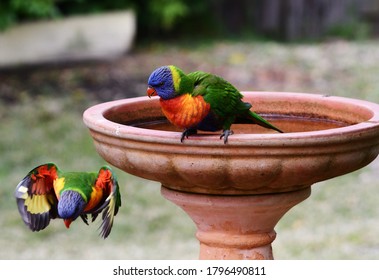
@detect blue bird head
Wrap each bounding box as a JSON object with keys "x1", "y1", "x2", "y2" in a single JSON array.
[
  {"x1": 147, "y1": 65, "x2": 177, "y2": 100},
  {"x1": 58, "y1": 190, "x2": 86, "y2": 228}
]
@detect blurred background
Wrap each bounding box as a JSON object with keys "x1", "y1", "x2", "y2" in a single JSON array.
[{"x1": 1, "y1": 0, "x2": 379, "y2": 259}]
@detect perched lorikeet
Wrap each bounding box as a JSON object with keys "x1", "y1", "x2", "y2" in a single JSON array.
[
  {"x1": 147, "y1": 65, "x2": 283, "y2": 143},
  {"x1": 14, "y1": 163, "x2": 121, "y2": 238}
]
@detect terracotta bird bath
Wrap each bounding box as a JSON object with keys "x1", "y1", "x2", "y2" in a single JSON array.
[{"x1": 83, "y1": 91, "x2": 379, "y2": 259}]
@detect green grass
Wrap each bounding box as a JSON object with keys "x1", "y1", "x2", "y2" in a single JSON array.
[{"x1": 2, "y1": 40, "x2": 379, "y2": 259}]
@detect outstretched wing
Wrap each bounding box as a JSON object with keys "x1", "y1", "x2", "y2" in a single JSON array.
[
  {"x1": 14, "y1": 163, "x2": 59, "y2": 232},
  {"x1": 91, "y1": 166, "x2": 121, "y2": 238}
]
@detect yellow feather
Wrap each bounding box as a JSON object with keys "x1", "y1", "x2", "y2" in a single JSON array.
[
  {"x1": 53, "y1": 177, "x2": 65, "y2": 198},
  {"x1": 169, "y1": 65, "x2": 181, "y2": 92},
  {"x1": 107, "y1": 196, "x2": 115, "y2": 223},
  {"x1": 24, "y1": 195, "x2": 51, "y2": 214}
]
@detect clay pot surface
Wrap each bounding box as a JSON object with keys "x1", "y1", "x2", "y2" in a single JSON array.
[{"x1": 161, "y1": 186, "x2": 311, "y2": 259}]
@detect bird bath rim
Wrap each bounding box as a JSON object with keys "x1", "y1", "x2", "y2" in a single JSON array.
[
  {"x1": 83, "y1": 91, "x2": 379, "y2": 195},
  {"x1": 84, "y1": 91, "x2": 379, "y2": 145}
]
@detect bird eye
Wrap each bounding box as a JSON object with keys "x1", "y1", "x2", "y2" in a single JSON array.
[{"x1": 159, "y1": 82, "x2": 164, "y2": 86}]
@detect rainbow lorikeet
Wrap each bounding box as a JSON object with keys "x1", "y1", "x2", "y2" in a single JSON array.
[
  {"x1": 147, "y1": 65, "x2": 283, "y2": 143},
  {"x1": 14, "y1": 163, "x2": 121, "y2": 238}
]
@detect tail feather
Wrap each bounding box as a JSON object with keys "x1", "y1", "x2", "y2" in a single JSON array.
[{"x1": 247, "y1": 111, "x2": 283, "y2": 133}]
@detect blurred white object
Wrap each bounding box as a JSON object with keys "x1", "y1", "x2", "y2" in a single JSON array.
[{"x1": 0, "y1": 10, "x2": 136, "y2": 67}]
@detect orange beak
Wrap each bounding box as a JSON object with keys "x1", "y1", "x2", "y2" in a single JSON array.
[
  {"x1": 147, "y1": 86, "x2": 157, "y2": 98},
  {"x1": 64, "y1": 219, "x2": 73, "y2": 229}
]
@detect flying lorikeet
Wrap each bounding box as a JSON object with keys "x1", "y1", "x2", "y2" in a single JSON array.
[
  {"x1": 14, "y1": 163, "x2": 121, "y2": 238},
  {"x1": 147, "y1": 65, "x2": 283, "y2": 143}
]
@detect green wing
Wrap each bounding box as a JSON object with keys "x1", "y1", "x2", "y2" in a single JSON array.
[
  {"x1": 188, "y1": 71, "x2": 283, "y2": 133},
  {"x1": 188, "y1": 71, "x2": 249, "y2": 126}
]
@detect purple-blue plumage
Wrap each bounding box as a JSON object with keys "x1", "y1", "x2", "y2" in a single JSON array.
[
  {"x1": 147, "y1": 66, "x2": 176, "y2": 100},
  {"x1": 57, "y1": 190, "x2": 86, "y2": 221}
]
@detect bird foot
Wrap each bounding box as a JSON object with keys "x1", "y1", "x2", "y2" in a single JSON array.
[
  {"x1": 220, "y1": 130, "x2": 233, "y2": 144},
  {"x1": 181, "y1": 128, "x2": 197, "y2": 143},
  {"x1": 80, "y1": 214, "x2": 89, "y2": 225}
]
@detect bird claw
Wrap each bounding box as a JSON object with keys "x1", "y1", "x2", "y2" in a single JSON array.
[
  {"x1": 180, "y1": 128, "x2": 197, "y2": 143},
  {"x1": 80, "y1": 214, "x2": 89, "y2": 226},
  {"x1": 220, "y1": 130, "x2": 233, "y2": 144}
]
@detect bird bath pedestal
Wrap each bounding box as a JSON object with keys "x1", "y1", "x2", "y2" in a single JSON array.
[{"x1": 83, "y1": 92, "x2": 379, "y2": 259}]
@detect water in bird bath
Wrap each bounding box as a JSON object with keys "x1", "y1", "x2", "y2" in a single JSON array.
[
  {"x1": 101, "y1": 92, "x2": 369, "y2": 135},
  {"x1": 129, "y1": 115, "x2": 348, "y2": 134}
]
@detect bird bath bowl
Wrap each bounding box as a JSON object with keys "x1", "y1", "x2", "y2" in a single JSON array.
[{"x1": 83, "y1": 91, "x2": 379, "y2": 259}]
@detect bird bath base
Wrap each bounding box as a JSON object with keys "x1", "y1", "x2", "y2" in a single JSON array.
[
  {"x1": 83, "y1": 91, "x2": 379, "y2": 259},
  {"x1": 162, "y1": 186, "x2": 311, "y2": 260}
]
